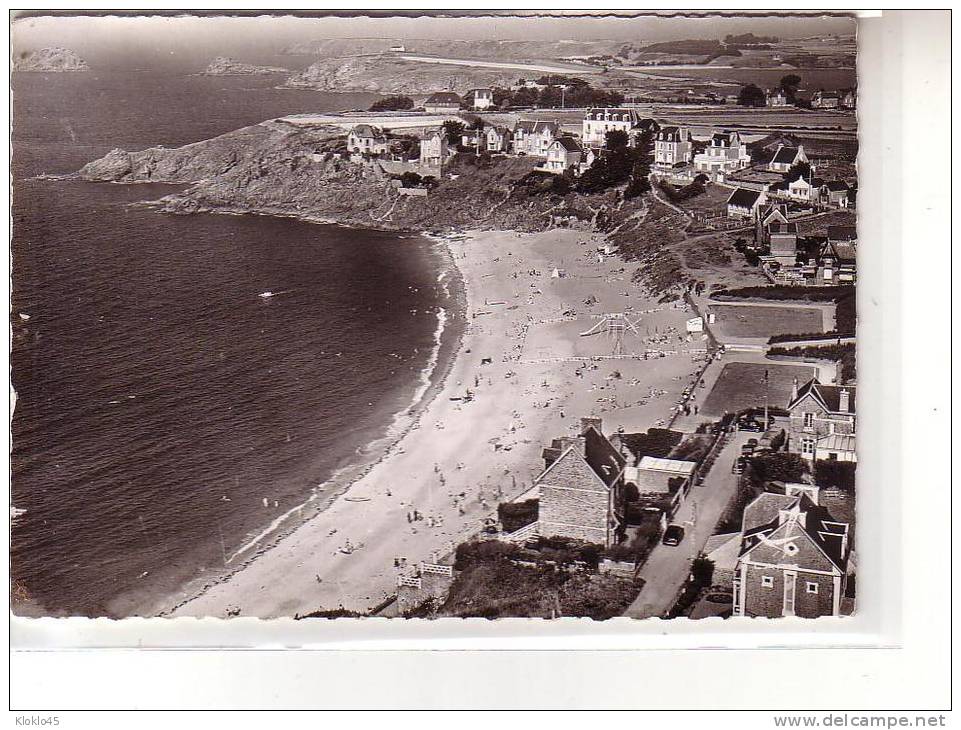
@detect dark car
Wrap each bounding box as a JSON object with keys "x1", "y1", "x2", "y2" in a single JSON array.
[
  {"x1": 732, "y1": 456, "x2": 747, "y2": 474},
  {"x1": 740, "y1": 443, "x2": 755, "y2": 456},
  {"x1": 662, "y1": 524, "x2": 685, "y2": 546},
  {"x1": 746, "y1": 438, "x2": 759, "y2": 448}
]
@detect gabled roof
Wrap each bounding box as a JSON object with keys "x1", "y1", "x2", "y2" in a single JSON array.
[
  {"x1": 515, "y1": 120, "x2": 559, "y2": 135},
  {"x1": 350, "y1": 124, "x2": 385, "y2": 139},
  {"x1": 771, "y1": 146, "x2": 801, "y2": 165},
  {"x1": 761, "y1": 203, "x2": 790, "y2": 225},
  {"x1": 727, "y1": 187, "x2": 764, "y2": 208},
  {"x1": 820, "y1": 240, "x2": 857, "y2": 264},
  {"x1": 425, "y1": 91, "x2": 461, "y2": 104},
  {"x1": 738, "y1": 494, "x2": 849, "y2": 573},
  {"x1": 552, "y1": 136, "x2": 582, "y2": 153},
  {"x1": 824, "y1": 180, "x2": 850, "y2": 192},
  {"x1": 789, "y1": 378, "x2": 856, "y2": 415},
  {"x1": 657, "y1": 126, "x2": 688, "y2": 142},
  {"x1": 536, "y1": 422, "x2": 625, "y2": 491}
]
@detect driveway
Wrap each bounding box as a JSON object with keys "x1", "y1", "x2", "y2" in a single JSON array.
[{"x1": 624, "y1": 431, "x2": 754, "y2": 619}]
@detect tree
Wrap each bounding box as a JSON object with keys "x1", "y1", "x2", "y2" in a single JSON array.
[
  {"x1": 605, "y1": 129, "x2": 630, "y2": 150},
  {"x1": 737, "y1": 83, "x2": 766, "y2": 108},
  {"x1": 786, "y1": 160, "x2": 811, "y2": 182},
  {"x1": 779, "y1": 74, "x2": 802, "y2": 102},
  {"x1": 442, "y1": 119, "x2": 465, "y2": 144}
]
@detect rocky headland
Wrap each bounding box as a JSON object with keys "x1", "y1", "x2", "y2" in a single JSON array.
[
  {"x1": 200, "y1": 57, "x2": 288, "y2": 76},
  {"x1": 13, "y1": 47, "x2": 89, "y2": 72}
]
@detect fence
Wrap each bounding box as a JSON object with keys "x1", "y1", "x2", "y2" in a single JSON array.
[{"x1": 420, "y1": 562, "x2": 454, "y2": 577}]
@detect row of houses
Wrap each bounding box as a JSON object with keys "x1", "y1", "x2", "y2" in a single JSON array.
[{"x1": 766, "y1": 87, "x2": 857, "y2": 110}]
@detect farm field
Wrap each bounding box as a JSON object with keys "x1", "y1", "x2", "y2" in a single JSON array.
[
  {"x1": 709, "y1": 303, "x2": 825, "y2": 338},
  {"x1": 700, "y1": 361, "x2": 816, "y2": 417}
]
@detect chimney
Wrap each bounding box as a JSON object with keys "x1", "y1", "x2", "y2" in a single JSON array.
[
  {"x1": 580, "y1": 417, "x2": 603, "y2": 435},
  {"x1": 791, "y1": 378, "x2": 799, "y2": 402},
  {"x1": 839, "y1": 388, "x2": 850, "y2": 413},
  {"x1": 558, "y1": 436, "x2": 586, "y2": 457}
]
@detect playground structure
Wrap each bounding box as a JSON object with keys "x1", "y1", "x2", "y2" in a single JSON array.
[{"x1": 580, "y1": 312, "x2": 643, "y2": 356}]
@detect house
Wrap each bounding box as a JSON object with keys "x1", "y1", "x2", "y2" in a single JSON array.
[
  {"x1": 732, "y1": 485, "x2": 850, "y2": 617},
  {"x1": 821, "y1": 180, "x2": 850, "y2": 208},
  {"x1": 545, "y1": 136, "x2": 583, "y2": 173},
  {"x1": 840, "y1": 88, "x2": 857, "y2": 109},
  {"x1": 726, "y1": 187, "x2": 768, "y2": 221},
  {"x1": 511, "y1": 78, "x2": 547, "y2": 92},
  {"x1": 653, "y1": 126, "x2": 692, "y2": 168},
  {"x1": 623, "y1": 456, "x2": 698, "y2": 518},
  {"x1": 768, "y1": 144, "x2": 808, "y2": 173},
  {"x1": 766, "y1": 88, "x2": 790, "y2": 107},
  {"x1": 693, "y1": 131, "x2": 752, "y2": 179},
  {"x1": 512, "y1": 120, "x2": 559, "y2": 157},
  {"x1": 346, "y1": 124, "x2": 390, "y2": 156},
  {"x1": 419, "y1": 129, "x2": 450, "y2": 167},
  {"x1": 827, "y1": 225, "x2": 857, "y2": 246},
  {"x1": 467, "y1": 88, "x2": 493, "y2": 111},
  {"x1": 389, "y1": 44, "x2": 406, "y2": 52},
  {"x1": 787, "y1": 378, "x2": 856, "y2": 459},
  {"x1": 818, "y1": 239, "x2": 857, "y2": 284},
  {"x1": 581, "y1": 108, "x2": 658, "y2": 147},
  {"x1": 755, "y1": 202, "x2": 790, "y2": 248},
  {"x1": 484, "y1": 125, "x2": 510, "y2": 153},
  {"x1": 535, "y1": 417, "x2": 627, "y2": 547},
  {"x1": 767, "y1": 221, "x2": 799, "y2": 265},
  {"x1": 786, "y1": 173, "x2": 826, "y2": 204},
  {"x1": 812, "y1": 90, "x2": 841, "y2": 109},
  {"x1": 423, "y1": 91, "x2": 462, "y2": 114},
  {"x1": 460, "y1": 129, "x2": 481, "y2": 148}
]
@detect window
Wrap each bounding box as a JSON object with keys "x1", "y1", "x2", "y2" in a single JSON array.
[
  {"x1": 761, "y1": 575, "x2": 774, "y2": 588},
  {"x1": 803, "y1": 412, "x2": 815, "y2": 428},
  {"x1": 801, "y1": 438, "x2": 816, "y2": 455},
  {"x1": 806, "y1": 582, "x2": 819, "y2": 594}
]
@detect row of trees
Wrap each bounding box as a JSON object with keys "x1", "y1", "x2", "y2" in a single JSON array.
[{"x1": 576, "y1": 128, "x2": 653, "y2": 198}]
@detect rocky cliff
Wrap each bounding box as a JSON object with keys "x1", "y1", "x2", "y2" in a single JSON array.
[
  {"x1": 201, "y1": 57, "x2": 288, "y2": 75},
  {"x1": 13, "y1": 47, "x2": 89, "y2": 72}
]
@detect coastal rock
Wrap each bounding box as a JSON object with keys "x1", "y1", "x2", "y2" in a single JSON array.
[
  {"x1": 13, "y1": 47, "x2": 89, "y2": 72},
  {"x1": 79, "y1": 148, "x2": 133, "y2": 180},
  {"x1": 283, "y1": 55, "x2": 517, "y2": 95},
  {"x1": 201, "y1": 57, "x2": 288, "y2": 76}
]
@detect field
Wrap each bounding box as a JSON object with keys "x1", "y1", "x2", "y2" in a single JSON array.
[
  {"x1": 709, "y1": 303, "x2": 824, "y2": 338},
  {"x1": 701, "y1": 361, "x2": 816, "y2": 417}
]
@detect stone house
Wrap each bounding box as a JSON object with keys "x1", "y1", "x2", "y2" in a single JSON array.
[
  {"x1": 423, "y1": 91, "x2": 462, "y2": 114},
  {"x1": 535, "y1": 417, "x2": 626, "y2": 547},
  {"x1": 727, "y1": 187, "x2": 768, "y2": 220},
  {"x1": 512, "y1": 120, "x2": 559, "y2": 157},
  {"x1": 544, "y1": 136, "x2": 583, "y2": 173},
  {"x1": 346, "y1": 124, "x2": 390, "y2": 156},
  {"x1": 787, "y1": 378, "x2": 857, "y2": 459},
  {"x1": 693, "y1": 131, "x2": 752, "y2": 179},
  {"x1": 733, "y1": 485, "x2": 850, "y2": 618},
  {"x1": 484, "y1": 125, "x2": 510, "y2": 153},
  {"x1": 653, "y1": 126, "x2": 692, "y2": 168},
  {"x1": 766, "y1": 221, "x2": 799, "y2": 265}
]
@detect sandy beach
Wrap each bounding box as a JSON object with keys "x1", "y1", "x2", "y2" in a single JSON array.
[{"x1": 164, "y1": 227, "x2": 710, "y2": 618}]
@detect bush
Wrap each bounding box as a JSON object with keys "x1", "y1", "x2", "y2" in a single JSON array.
[
  {"x1": 620, "y1": 428, "x2": 683, "y2": 460},
  {"x1": 768, "y1": 342, "x2": 856, "y2": 384},
  {"x1": 498, "y1": 499, "x2": 539, "y2": 533},
  {"x1": 749, "y1": 452, "x2": 809, "y2": 487},
  {"x1": 814, "y1": 459, "x2": 856, "y2": 491},
  {"x1": 369, "y1": 95, "x2": 414, "y2": 112}
]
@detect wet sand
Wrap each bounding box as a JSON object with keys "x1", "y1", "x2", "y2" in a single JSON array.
[{"x1": 166, "y1": 228, "x2": 709, "y2": 618}]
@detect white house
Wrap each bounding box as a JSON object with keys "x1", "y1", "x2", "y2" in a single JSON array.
[
  {"x1": 513, "y1": 120, "x2": 559, "y2": 157},
  {"x1": 653, "y1": 126, "x2": 692, "y2": 168},
  {"x1": 545, "y1": 137, "x2": 583, "y2": 173},
  {"x1": 767, "y1": 88, "x2": 790, "y2": 107},
  {"x1": 693, "y1": 131, "x2": 751, "y2": 178},
  {"x1": 468, "y1": 88, "x2": 494, "y2": 111},
  {"x1": 581, "y1": 108, "x2": 658, "y2": 147},
  {"x1": 787, "y1": 175, "x2": 820, "y2": 203},
  {"x1": 346, "y1": 124, "x2": 390, "y2": 156},
  {"x1": 727, "y1": 188, "x2": 768, "y2": 220},
  {"x1": 419, "y1": 129, "x2": 450, "y2": 167},
  {"x1": 768, "y1": 144, "x2": 808, "y2": 174},
  {"x1": 484, "y1": 125, "x2": 510, "y2": 153}
]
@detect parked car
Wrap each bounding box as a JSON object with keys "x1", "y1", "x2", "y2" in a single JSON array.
[
  {"x1": 740, "y1": 443, "x2": 755, "y2": 456},
  {"x1": 662, "y1": 524, "x2": 685, "y2": 546},
  {"x1": 732, "y1": 456, "x2": 747, "y2": 474},
  {"x1": 746, "y1": 438, "x2": 759, "y2": 448}
]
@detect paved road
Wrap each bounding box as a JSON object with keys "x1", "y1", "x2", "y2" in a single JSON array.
[{"x1": 624, "y1": 431, "x2": 753, "y2": 619}]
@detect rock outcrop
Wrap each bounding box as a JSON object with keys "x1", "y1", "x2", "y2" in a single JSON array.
[
  {"x1": 200, "y1": 57, "x2": 288, "y2": 76},
  {"x1": 13, "y1": 47, "x2": 89, "y2": 72}
]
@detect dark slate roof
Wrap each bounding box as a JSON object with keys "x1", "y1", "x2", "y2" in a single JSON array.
[
  {"x1": 769, "y1": 222, "x2": 798, "y2": 234},
  {"x1": 825, "y1": 180, "x2": 850, "y2": 192},
  {"x1": 657, "y1": 126, "x2": 687, "y2": 142},
  {"x1": 350, "y1": 124, "x2": 384, "y2": 139},
  {"x1": 789, "y1": 378, "x2": 856, "y2": 415},
  {"x1": 828, "y1": 225, "x2": 857, "y2": 240},
  {"x1": 515, "y1": 120, "x2": 559, "y2": 134},
  {"x1": 425, "y1": 92, "x2": 462, "y2": 104},
  {"x1": 821, "y1": 240, "x2": 857, "y2": 264},
  {"x1": 727, "y1": 187, "x2": 764, "y2": 208},
  {"x1": 771, "y1": 146, "x2": 800, "y2": 164},
  {"x1": 553, "y1": 136, "x2": 582, "y2": 153}
]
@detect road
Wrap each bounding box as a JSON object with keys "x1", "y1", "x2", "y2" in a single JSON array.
[{"x1": 624, "y1": 431, "x2": 753, "y2": 618}]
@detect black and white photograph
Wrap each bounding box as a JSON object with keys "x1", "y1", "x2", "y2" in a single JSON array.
[{"x1": 6, "y1": 7, "x2": 952, "y2": 715}]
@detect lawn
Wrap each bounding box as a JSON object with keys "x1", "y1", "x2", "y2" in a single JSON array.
[
  {"x1": 701, "y1": 361, "x2": 816, "y2": 417},
  {"x1": 709, "y1": 303, "x2": 824, "y2": 338}
]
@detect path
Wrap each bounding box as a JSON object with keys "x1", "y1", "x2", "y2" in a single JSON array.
[{"x1": 624, "y1": 431, "x2": 752, "y2": 619}]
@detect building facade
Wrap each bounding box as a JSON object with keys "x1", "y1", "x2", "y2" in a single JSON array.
[
  {"x1": 653, "y1": 126, "x2": 692, "y2": 167},
  {"x1": 545, "y1": 137, "x2": 583, "y2": 172},
  {"x1": 787, "y1": 378, "x2": 857, "y2": 459},
  {"x1": 419, "y1": 129, "x2": 450, "y2": 167},
  {"x1": 346, "y1": 124, "x2": 390, "y2": 156},
  {"x1": 513, "y1": 120, "x2": 559, "y2": 157},
  {"x1": 693, "y1": 131, "x2": 752, "y2": 178},
  {"x1": 423, "y1": 91, "x2": 462, "y2": 114},
  {"x1": 581, "y1": 108, "x2": 657, "y2": 147}
]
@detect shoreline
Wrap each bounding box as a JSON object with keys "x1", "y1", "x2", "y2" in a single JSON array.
[{"x1": 139, "y1": 228, "x2": 468, "y2": 618}]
